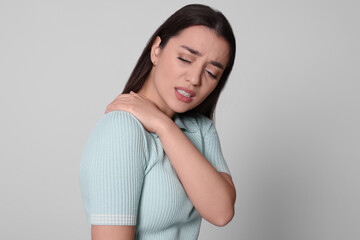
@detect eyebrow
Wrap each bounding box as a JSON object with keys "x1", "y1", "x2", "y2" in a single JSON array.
[
  {"x1": 181, "y1": 45, "x2": 202, "y2": 56},
  {"x1": 180, "y1": 45, "x2": 225, "y2": 70}
]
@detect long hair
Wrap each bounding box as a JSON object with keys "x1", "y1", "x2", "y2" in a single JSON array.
[{"x1": 122, "y1": 4, "x2": 236, "y2": 120}]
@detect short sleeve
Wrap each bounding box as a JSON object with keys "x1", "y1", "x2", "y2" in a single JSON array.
[
  {"x1": 203, "y1": 122, "x2": 231, "y2": 176},
  {"x1": 79, "y1": 111, "x2": 147, "y2": 226}
]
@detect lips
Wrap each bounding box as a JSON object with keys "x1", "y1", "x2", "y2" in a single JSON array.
[
  {"x1": 174, "y1": 87, "x2": 195, "y2": 103},
  {"x1": 175, "y1": 87, "x2": 196, "y2": 97}
]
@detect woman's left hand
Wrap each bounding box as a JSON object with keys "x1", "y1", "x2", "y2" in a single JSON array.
[{"x1": 104, "y1": 92, "x2": 170, "y2": 134}]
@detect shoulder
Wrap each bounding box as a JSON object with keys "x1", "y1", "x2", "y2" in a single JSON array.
[
  {"x1": 94, "y1": 110, "x2": 145, "y2": 134},
  {"x1": 86, "y1": 111, "x2": 147, "y2": 146},
  {"x1": 82, "y1": 111, "x2": 148, "y2": 162}
]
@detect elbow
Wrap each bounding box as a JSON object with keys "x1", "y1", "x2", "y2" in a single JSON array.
[
  {"x1": 213, "y1": 189, "x2": 236, "y2": 227},
  {"x1": 210, "y1": 206, "x2": 235, "y2": 227}
]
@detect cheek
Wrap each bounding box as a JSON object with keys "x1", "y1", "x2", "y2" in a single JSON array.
[
  {"x1": 198, "y1": 82, "x2": 218, "y2": 103},
  {"x1": 156, "y1": 56, "x2": 178, "y2": 83},
  {"x1": 206, "y1": 81, "x2": 219, "y2": 95}
]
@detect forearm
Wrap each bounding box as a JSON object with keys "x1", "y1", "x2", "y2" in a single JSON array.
[
  {"x1": 157, "y1": 118, "x2": 236, "y2": 226},
  {"x1": 91, "y1": 225, "x2": 134, "y2": 240}
]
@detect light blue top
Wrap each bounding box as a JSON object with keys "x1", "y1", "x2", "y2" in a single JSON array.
[{"x1": 80, "y1": 111, "x2": 231, "y2": 240}]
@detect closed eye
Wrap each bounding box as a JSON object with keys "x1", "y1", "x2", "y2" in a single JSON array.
[
  {"x1": 177, "y1": 57, "x2": 191, "y2": 63},
  {"x1": 206, "y1": 70, "x2": 217, "y2": 80}
]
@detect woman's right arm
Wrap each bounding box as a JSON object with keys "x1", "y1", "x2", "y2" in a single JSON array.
[{"x1": 91, "y1": 225, "x2": 134, "y2": 240}]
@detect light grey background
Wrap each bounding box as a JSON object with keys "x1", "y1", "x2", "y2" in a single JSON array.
[{"x1": 0, "y1": 0, "x2": 359, "y2": 239}]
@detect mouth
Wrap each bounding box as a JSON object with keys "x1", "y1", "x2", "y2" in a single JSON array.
[
  {"x1": 175, "y1": 87, "x2": 196, "y2": 97},
  {"x1": 174, "y1": 87, "x2": 195, "y2": 103}
]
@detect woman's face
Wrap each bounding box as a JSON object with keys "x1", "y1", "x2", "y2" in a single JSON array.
[{"x1": 140, "y1": 25, "x2": 230, "y2": 117}]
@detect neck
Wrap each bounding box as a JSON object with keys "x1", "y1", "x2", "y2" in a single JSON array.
[{"x1": 137, "y1": 71, "x2": 175, "y2": 118}]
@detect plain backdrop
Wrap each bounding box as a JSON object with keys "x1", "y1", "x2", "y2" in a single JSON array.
[{"x1": 0, "y1": 0, "x2": 359, "y2": 239}]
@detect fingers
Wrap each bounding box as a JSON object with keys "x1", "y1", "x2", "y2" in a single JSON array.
[
  {"x1": 104, "y1": 92, "x2": 151, "y2": 115},
  {"x1": 104, "y1": 94, "x2": 134, "y2": 114}
]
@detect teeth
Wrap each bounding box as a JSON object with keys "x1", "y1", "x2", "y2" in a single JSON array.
[{"x1": 177, "y1": 89, "x2": 191, "y2": 97}]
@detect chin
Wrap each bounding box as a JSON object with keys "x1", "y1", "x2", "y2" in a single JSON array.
[
  {"x1": 167, "y1": 97, "x2": 201, "y2": 114},
  {"x1": 169, "y1": 103, "x2": 193, "y2": 114}
]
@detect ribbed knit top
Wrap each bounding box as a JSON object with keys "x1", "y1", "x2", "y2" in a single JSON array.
[{"x1": 79, "y1": 111, "x2": 231, "y2": 240}]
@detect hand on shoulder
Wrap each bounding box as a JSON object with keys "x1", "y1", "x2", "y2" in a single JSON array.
[{"x1": 104, "y1": 92, "x2": 171, "y2": 134}]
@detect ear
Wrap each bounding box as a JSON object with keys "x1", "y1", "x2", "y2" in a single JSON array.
[{"x1": 150, "y1": 36, "x2": 162, "y2": 66}]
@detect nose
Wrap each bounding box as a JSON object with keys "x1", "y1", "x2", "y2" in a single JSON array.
[{"x1": 186, "y1": 67, "x2": 202, "y2": 86}]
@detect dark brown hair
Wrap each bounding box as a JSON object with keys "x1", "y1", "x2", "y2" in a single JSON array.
[{"x1": 122, "y1": 4, "x2": 236, "y2": 120}]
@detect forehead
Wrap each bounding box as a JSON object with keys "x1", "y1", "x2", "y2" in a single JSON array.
[{"x1": 167, "y1": 25, "x2": 230, "y2": 65}]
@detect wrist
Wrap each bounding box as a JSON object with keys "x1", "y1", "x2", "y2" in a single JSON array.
[{"x1": 155, "y1": 115, "x2": 177, "y2": 136}]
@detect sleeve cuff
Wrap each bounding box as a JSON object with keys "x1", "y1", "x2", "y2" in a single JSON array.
[{"x1": 90, "y1": 214, "x2": 137, "y2": 225}]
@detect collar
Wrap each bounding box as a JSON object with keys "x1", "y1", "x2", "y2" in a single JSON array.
[
  {"x1": 173, "y1": 114, "x2": 199, "y2": 133},
  {"x1": 151, "y1": 114, "x2": 199, "y2": 138}
]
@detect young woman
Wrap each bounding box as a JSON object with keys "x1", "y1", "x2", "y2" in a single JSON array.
[{"x1": 80, "y1": 4, "x2": 236, "y2": 240}]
